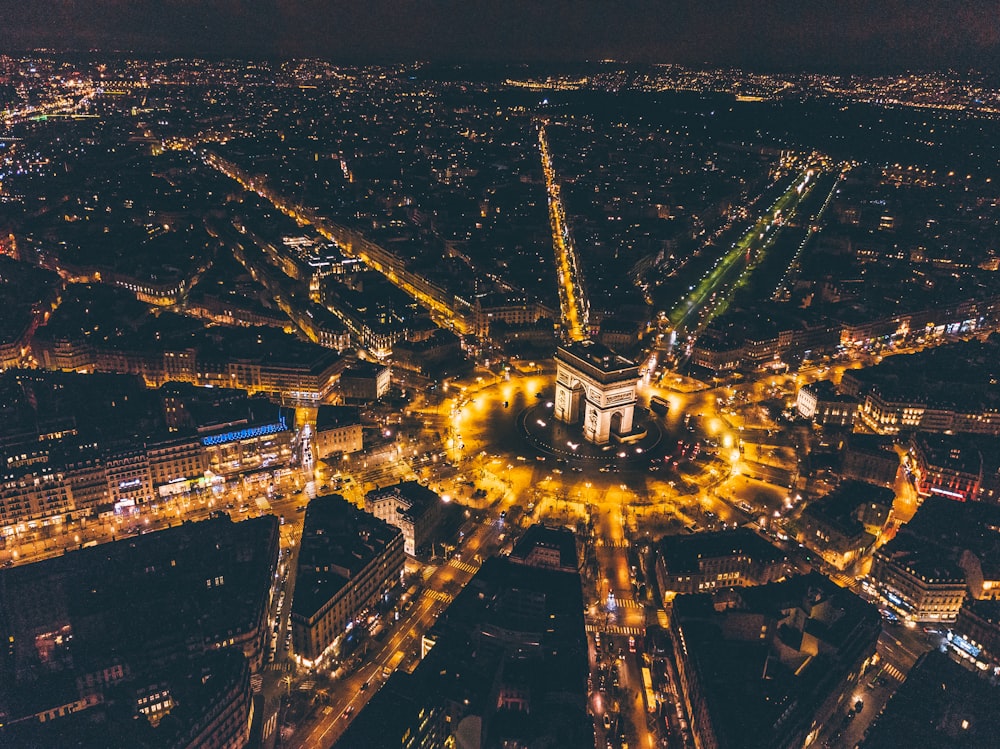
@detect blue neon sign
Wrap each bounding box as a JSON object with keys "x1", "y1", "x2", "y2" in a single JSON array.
[{"x1": 201, "y1": 415, "x2": 288, "y2": 446}]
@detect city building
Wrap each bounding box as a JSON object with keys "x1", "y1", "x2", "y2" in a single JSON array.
[
  {"x1": 553, "y1": 340, "x2": 639, "y2": 445},
  {"x1": 860, "y1": 650, "x2": 1000, "y2": 748},
  {"x1": 871, "y1": 535, "x2": 968, "y2": 622},
  {"x1": 31, "y1": 284, "x2": 346, "y2": 405},
  {"x1": 390, "y1": 329, "x2": 467, "y2": 377},
  {"x1": 0, "y1": 464, "x2": 75, "y2": 528},
  {"x1": 0, "y1": 256, "x2": 63, "y2": 372},
  {"x1": 655, "y1": 527, "x2": 790, "y2": 597},
  {"x1": 949, "y1": 599, "x2": 1000, "y2": 673},
  {"x1": 336, "y1": 528, "x2": 590, "y2": 749},
  {"x1": 691, "y1": 311, "x2": 837, "y2": 375},
  {"x1": 314, "y1": 405, "x2": 364, "y2": 460},
  {"x1": 508, "y1": 522, "x2": 579, "y2": 573},
  {"x1": 147, "y1": 435, "x2": 211, "y2": 499},
  {"x1": 290, "y1": 495, "x2": 404, "y2": 666},
  {"x1": 669, "y1": 572, "x2": 881, "y2": 749},
  {"x1": 795, "y1": 380, "x2": 858, "y2": 427},
  {"x1": 470, "y1": 293, "x2": 556, "y2": 339},
  {"x1": 196, "y1": 397, "x2": 296, "y2": 481},
  {"x1": 840, "y1": 434, "x2": 901, "y2": 488},
  {"x1": 0, "y1": 515, "x2": 277, "y2": 748},
  {"x1": 796, "y1": 481, "x2": 893, "y2": 570},
  {"x1": 338, "y1": 360, "x2": 391, "y2": 403},
  {"x1": 908, "y1": 433, "x2": 983, "y2": 503},
  {"x1": 364, "y1": 480, "x2": 444, "y2": 557},
  {"x1": 871, "y1": 497, "x2": 1000, "y2": 622},
  {"x1": 597, "y1": 315, "x2": 645, "y2": 354},
  {"x1": 842, "y1": 338, "x2": 1000, "y2": 437},
  {"x1": 104, "y1": 448, "x2": 155, "y2": 511}
]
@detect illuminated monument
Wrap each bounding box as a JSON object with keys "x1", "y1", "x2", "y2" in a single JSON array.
[{"x1": 553, "y1": 340, "x2": 639, "y2": 445}]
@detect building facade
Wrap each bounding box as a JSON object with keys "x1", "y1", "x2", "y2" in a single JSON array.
[
  {"x1": 314, "y1": 406, "x2": 364, "y2": 460},
  {"x1": 291, "y1": 495, "x2": 404, "y2": 666},
  {"x1": 364, "y1": 480, "x2": 443, "y2": 557},
  {"x1": 655, "y1": 528, "x2": 789, "y2": 597},
  {"x1": 871, "y1": 538, "x2": 968, "y2": 622}
]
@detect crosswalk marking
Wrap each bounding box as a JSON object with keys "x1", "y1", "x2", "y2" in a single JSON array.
[
  {"x1": 883, "y1": 663, "x2": 906, "y2": 682},
  {"x1": 615, "y1": 598, "x2": 643, "y2": 610},
  {"x1": 264, "y1": 662, "x2": 294, "y2": 672},
  {"x1": 250, "y1": 674, "x2": 264, "y2": 693},
  {"x1": 263, "y1": 711, "x2": 278, "y2": 739},
  {"x1": 424, "y1": 589, "x2": 454, "y2": 603},
  {"x1": 449, "y1": 558, "x2": 480, "y2": 574},
  {"x1": 586, "y1": 624, "x2": 644, "y2": 636},
  {"x1": 595, "y1": 538, "x2": 630, "y2": 548}
]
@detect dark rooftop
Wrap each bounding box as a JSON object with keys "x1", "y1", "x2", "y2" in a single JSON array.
[
  {"x1": 508, "y1": 523, "x2": 579, "y2": 572},
  {"x1": 315, "y1": 405, "x2": 362, "y2": 432},
  {"x1": 292, "y1": 494, "x2": 402, "y2": 619},
  {"x1": 337, "y1": 554, "x2": 589, "y2": 749},
  {"x1": 657, "y1": 527, "x2": 786, "y2": 573},
  {"x1": 672, "y1": 572, "x2": 880, "y2": 749},
  {"x1": 0, "y1": 515, "x2": 277, "y2": 717},
  {"x1": 861, "y1": 650, "x2": 1000, "y2": 749}
]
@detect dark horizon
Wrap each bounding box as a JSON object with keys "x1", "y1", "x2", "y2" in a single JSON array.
[{"x1": 3, "y1": 0, "x2": 999, "y2": 75}]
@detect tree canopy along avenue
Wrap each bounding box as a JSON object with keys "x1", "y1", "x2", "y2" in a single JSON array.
[{"x1": 667, "y1": 167, "x2": 820, "y2": 340}]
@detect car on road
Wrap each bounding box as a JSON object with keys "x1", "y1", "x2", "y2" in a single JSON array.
[
  {"x1": 603, "y1": 713, "x2": 611, "y2": 730},
  {"x1": 341, "y1": 705, "x2": 355, "y2": 719}
]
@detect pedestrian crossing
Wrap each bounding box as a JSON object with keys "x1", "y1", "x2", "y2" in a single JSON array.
[
  {"x1": 264, "y1": 661, "x2": 294, "y2": 673},
  {"x1": 449, "y1": 558, "x2": 480, "y2": 574},
  {"x1": 250, "y1": 674, "x2": 264, "y2": 693},
  {"x1": 262, "y1": 711, "x2": 278, "y2": 740},
  {"x1": 424, "y1": 589, "x2": 454, "y2": 604},
  {"x1": 586, "y1": 623, "x2": 644, "y2": 637},
  {"x1": 615, "y1": 598, "x2": 644, "y2": 610},
  {"x1": 883, "y1": 663, "x2": 907, "y2": 682},
  {"x1": 595, "y1": 538, "x2": 631, "y2": 549}
]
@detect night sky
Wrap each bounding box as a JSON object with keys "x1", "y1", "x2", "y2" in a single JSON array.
[{"x1": 2, "y1": 0, "x2": 999, "y2": 72}]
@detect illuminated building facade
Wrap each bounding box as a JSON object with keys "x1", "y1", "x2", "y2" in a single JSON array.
[
  {"x1": 795, "y1": 481, "x2": 893, "y2": 570},
  {"x1": 199, "y1": 409, "x2": 295, "y2": 479},
  {"x1": 339, "y1": 360, "x2": 391, "y2": 403},
  {"x1": 795, "y1": 380, "x2": 858, "y2": 427},
  {"x1": 908, "y1": 433, "x2": 983, "y2": 503},
  {"x1": 470, "y1": 293, "x2": 556, "y2": 338},
  {"x1": 314, "y1": 405, "x2": 363, "y2": 459},
  {"x1": 871, "y1": 536, "x2": 968, "y2": 622},
  {"x1": 951, "y1": 599, "x2": 1000, "y2": 672},
  {"x1": 290, "y1": 495, "x2": 404, "y2": 665},
  {"x1": 105, "y1": 449, "x2": 154, "y2": 511},
  {"x1": 364, "y1": 480, "x2": 443, "y2": 557},
  {"x1": 553, "y1": 340, "x2": 638, "y2": 445},
  {"x1": 0, "y1": 466, "x2": 74, "y2": 527},
  {"x1": 655, "y1": 528, "x2": 790, "y2": 596},
  {"x1": 148, "y1": 436, "x2": 211, "y2": 498}
]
